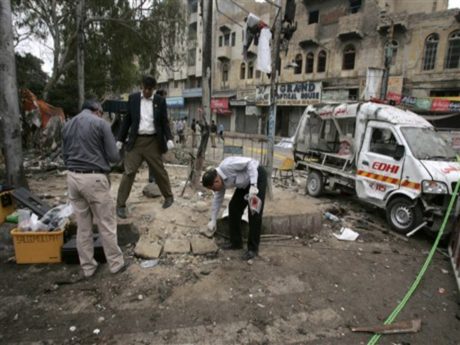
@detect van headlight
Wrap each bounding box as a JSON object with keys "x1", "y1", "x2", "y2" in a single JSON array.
[{"x1": 422, "y1": 180, "x2": 448, "y2": 194}]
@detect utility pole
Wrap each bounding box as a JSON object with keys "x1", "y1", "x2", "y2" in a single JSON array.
[
  {"x1": 266, "y1": 0, "x2": 283, "y2": 197},
  {"x1": 77, "y1": 0, "x2": 85, "y2": 109},
  {"x1": 191, "y1": 0, "x2": 212, "y2": 187},
  {"x1": 380, "y1": 19, "x2": 394, "y2": 100}
]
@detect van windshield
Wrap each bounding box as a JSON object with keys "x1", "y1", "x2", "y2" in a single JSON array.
[{"x1": 401, "y1": 127, "x2": 457, "y2": 161}]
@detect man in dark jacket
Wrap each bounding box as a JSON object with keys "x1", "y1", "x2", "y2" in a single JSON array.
[{"x1": 116, "y1": 75, "x2": 174, "y2": 218}]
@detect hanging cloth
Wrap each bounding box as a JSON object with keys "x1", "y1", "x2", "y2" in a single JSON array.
[{"x1": 256, "y1": 27, "x2": 272, "y2": 74}]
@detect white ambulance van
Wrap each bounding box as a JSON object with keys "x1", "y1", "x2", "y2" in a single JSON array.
[{"x1": 293, "y1": 102, "x2": 460, "y2": 235}]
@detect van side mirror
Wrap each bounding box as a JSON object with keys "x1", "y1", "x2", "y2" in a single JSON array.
[{"x1": 393, "y1": 145, "x2": 405, "y2": 160}]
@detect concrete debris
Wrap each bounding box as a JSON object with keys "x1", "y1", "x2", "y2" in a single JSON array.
[
  {"x1": 134, "y1": 241, "x2": 163, "y2": 259},
  {"x1": 164, "y1": 239, "x2": 191, "y2": 254},
  {"x1": 142, "y1": 183, "x2": 162, "y2": 198},
  {"x1": 190, "y1": 236, "x2": 219, "y2": 255}
]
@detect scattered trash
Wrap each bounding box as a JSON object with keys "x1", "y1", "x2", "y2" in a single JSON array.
[
  {"x1": 137, "y1": 294, "x2": 144, "y2": 301},
  {"x1": 441, "y1": 268, "x2": 449, "y2": 274},
  {"x1": 324, "y1": 212, "x2": 340, "y2": 222},
  {"x1": 438, "y1": 287, "x2": 446, "y2": 294},
  {"x1": 257, "y1": 303, "x2": 265, "y2": 308},
  {"x1": 140, "y1": 259, "x2": 159, "y2": 269},
  {"x1": 351, "y1": 319, "x2": 422, "y2": 334},
  {"x1": 97, "y1": 316, "x2": 105, "y2": 323},
  {"x1": 333, "y1": 227, "x2": 359, "y2": 241},
  {"x1": 69, "y1": 326, "x2": 76, "y2": 332},
  {"x1": 93, "y1": 328, "x2": 100, "y2": 335}
]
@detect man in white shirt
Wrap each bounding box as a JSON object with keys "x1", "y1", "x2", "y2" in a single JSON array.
[
  {"x1": 116, "y1": 76, "x2": 174, "y2": 218},
  {"x1": 202, "y1": 156, "x2": 267, "y2": 260}
]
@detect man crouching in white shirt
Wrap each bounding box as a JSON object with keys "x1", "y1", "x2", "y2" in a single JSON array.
[{"x1": 202, "y1": 156, "x2": 267, "y2": 261}]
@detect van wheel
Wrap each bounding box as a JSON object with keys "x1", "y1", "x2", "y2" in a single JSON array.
[
  {"x1": 306, "y1": 170, "x2": 324, "y2": 197},
  {"x1": 386, "y1": 197, "x2": 423, "y2": 235}
]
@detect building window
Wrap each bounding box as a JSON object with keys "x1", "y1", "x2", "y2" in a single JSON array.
[
  {"x1": 306, "y1": 52, "x2": 314, "y2": 73},
  {"x1": 224, "y1": 33, "x2": 230, "y2": 46},
  {"x1": 422, "y1": 33, "x2": 439, "y2": 70},
  {"x1": 174, "y1": 80, "x2": 179, "y2": 88},
  {"x1": 188, "y1": 0, "x2": 197, "y2": 13},
  {"x1": 256, "y1": 70, "x2": 261, "y2": 79},
  {"x1": 222, "y1": 62, "x2": 229, "y2": 82},
  {"x1": 317, "y1": 50, "x2": 327, "y2": 72},
  {"x1": 348, "y1": 88, "x2": 358, "y2": 101},
  {"x1": 349, "y1": 0, "x2": 362, "y2": 14},
  {"x1": 292, "y1": 54, "x2": 303, "y2": 74},
  {"x1": 231, "y1": 32, "x2": 236, "y2": 46},
  {"x1": 248, "y1": 61, "x2": 254, "y2": 79},
  {"x1": 342, "y1": 45, "x2": 355, "y2": 70},
  {"x1": 187, "y1": 49, "x2": 196, "y2": 66},
  {"x1": 240, "y1": 63, "x2": 246, "y2": 79},
  {"x1": 219, "y1": 36, "x2": 223, "y2": 47},
  {"x1": 308, "y1": 10, "x2": 319, "y2": 24},
  {"x1": 385, "y1": 40, "x2": 398, "y2": 65},
  {"x1": 445, "y1": 31, "x2": 460, "y2": 69}
]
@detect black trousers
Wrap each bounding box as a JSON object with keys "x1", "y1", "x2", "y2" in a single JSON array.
[{"x1": 228, "y1": 166, "x2": 267, "y2": 252}]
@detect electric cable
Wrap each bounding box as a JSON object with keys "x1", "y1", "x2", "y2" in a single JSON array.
[{"x1": 367, "y1": 177, "x2": 460, "y2": 345}]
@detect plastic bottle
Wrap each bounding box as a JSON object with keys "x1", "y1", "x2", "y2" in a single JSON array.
[{"x1": 324, "y1": 212, "x2": 340, "y2": 222}]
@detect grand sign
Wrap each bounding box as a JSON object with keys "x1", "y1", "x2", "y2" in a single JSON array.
[{"x1": 255, "y1": 82, "x2": 322, "y2": 106}]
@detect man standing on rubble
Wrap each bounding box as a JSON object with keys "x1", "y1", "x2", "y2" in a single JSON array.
[
  {"x1": 116, "y1": 75, "x2": 175, "y2": 218},
  {"x1": 201, "y1": 157, "x2": 267, "y2": 261},
  {"x1": 62, "y1": 100, "x2": 126, "y2": 278}
]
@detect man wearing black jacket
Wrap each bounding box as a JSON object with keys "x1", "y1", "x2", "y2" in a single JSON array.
[{"x1": 116, "y1": 76, "x2": 174, "y2": 218}]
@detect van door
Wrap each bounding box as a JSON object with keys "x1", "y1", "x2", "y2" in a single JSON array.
[{"x1": 356, "y1": 123, "x2": 404, "y2": 203}]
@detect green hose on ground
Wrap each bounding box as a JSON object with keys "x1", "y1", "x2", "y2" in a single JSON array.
[{"x1": 367, "y1": 178, "x2": 460, "y2": 345}]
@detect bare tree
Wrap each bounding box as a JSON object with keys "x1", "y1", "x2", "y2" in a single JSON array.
[{"x1": 0, "y1": 0, "x2": 28, "y2": 187}]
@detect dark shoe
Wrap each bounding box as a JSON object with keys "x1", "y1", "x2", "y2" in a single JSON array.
[
  {"x1": 116, "y1": 207, "x2": 127, "y2": 219},
  {"x1": 162, "y1": 196, "x2": 174, "y2": 209},
  {"x1": 220, "y1": 242, "x2": 243, "y2": 250},
  {"x1": 241, "y1": 250, "x2": 257, "y2": 261}
]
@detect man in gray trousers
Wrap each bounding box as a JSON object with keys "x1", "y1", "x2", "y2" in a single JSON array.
[{"x1": 62, "y1": 100, "x2": 127, "y2": 278}]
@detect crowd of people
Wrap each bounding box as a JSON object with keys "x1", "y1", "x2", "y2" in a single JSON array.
[{"x1": 170, "y1": 117, "x2": 224, "y2": 148}]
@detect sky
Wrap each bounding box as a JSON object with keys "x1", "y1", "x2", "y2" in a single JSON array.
[{"x1": 15, "y1": 0, "x2": 460, "y2": 76}]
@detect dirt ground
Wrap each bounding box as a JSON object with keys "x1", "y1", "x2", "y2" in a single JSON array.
[{"x1": 1, "y1": 164, "x2": 459, "y2": 345}]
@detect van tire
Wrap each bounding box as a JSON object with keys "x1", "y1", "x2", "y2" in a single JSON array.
[
  {"x1": 306, "y1": 170, "x2": 324, "y2": 197},
  {"x1": 386, "y1": 197, "x2": 423, "y2": 235}
]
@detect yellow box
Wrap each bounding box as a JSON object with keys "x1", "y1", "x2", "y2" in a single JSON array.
[
  {"x1": 11, "y1": 228, "x2": 64, "y2": 264},
  {"x1": 0, "y1": 191, "x2": 15, "y2": 224}
]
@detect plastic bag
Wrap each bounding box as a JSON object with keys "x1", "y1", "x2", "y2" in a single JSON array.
[
  {"x1": 39, "y1": 203, "x2": 74, "y2": 231},
  {"x1": 18, "y1": 213, "x2": 47, "y2": 232}
]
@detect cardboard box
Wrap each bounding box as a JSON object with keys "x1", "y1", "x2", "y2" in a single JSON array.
[{"x1": 11, "y1": 228, "x2": 64, "y2": 264}]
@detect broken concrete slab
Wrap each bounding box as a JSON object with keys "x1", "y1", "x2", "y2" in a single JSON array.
[
  {"x1": 164, "y1": 239, "x2": 190, "y2": 254},
  {"x1": 142, "y1": 183, "x2": 161, "y2": 198},
  {"x1": 190, "y1": 237, "x2": 219, "y2": 255},
  {"x1": 134, "y1": 241, "x2": 163, "y2": 259}
]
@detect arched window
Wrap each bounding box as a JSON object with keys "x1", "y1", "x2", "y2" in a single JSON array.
[
  {"x1": 342, "y1": 45, "x2": 355, "y2": 70},
  {"x1": 294, "y1": 54, "x2": 303, "y2": 74},
  {"x1": 305, "y1": 52, "x2": 314, "y2": 73},
  {"x1": 422, "y1": 33, "x2": 439, "y2": 70},
  {"x1": 385, "y1": 40, "x2": 398, "y2": 65},
  {"x1": 445, "y1": 31, "x2": 460, "y2": 69},
  {"x1": 240, "y1": 63, "x2": 246, "y2": 79},
  {"x1": 317, "y1": 50, "x2": 327, "y2": 72},
  {"x1": 248, "y1": 60, "x2": 254, "y2": 79}
]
